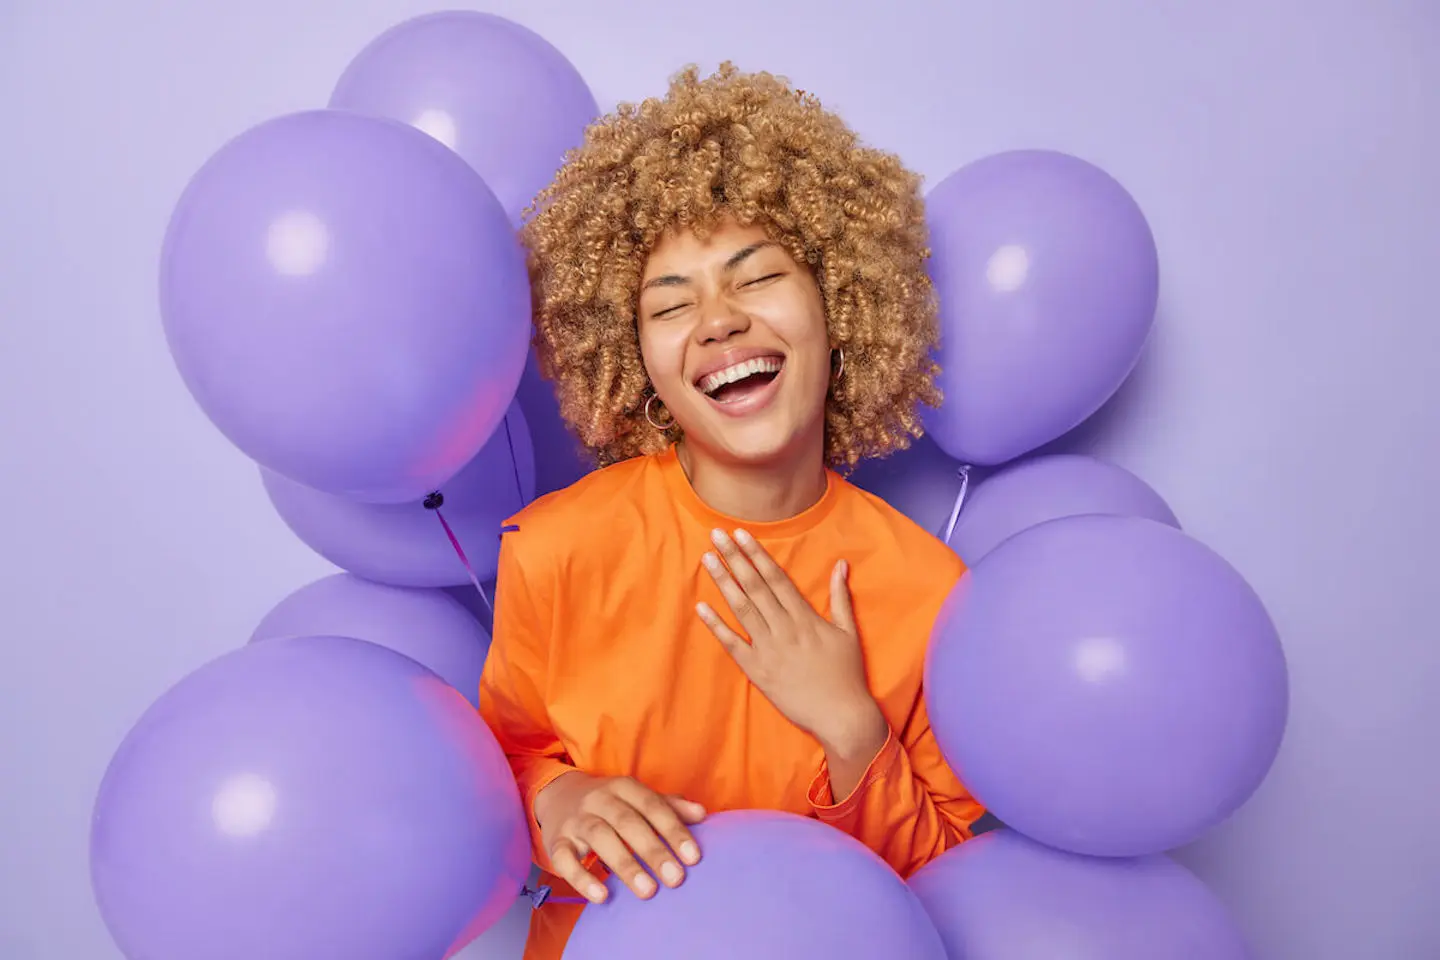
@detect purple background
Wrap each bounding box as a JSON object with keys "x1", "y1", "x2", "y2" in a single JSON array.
[{"x1": 2, "y1": 2, "x2": 1435, "y2": 958}]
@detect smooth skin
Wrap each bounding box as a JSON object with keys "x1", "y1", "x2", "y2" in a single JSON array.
[{"x1": 532, "y1": 218, "x2": 889, "y2": 904}]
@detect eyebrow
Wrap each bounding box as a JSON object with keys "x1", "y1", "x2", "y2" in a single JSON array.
[{"x1": 640, "y1": 241, "x2": 775, "y2": 291}]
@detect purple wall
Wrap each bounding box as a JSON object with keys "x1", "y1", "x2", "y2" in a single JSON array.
[{"x1": 2, "y1": 2, "x2": 1435, "y2": 958}]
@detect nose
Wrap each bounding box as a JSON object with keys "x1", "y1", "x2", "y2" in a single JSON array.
[{"x1": 696, "y1": 295, "x2": 751, "y2": 344}]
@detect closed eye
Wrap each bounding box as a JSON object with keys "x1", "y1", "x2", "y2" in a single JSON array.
[
  {"x1": 742, "y1": 272, "x2": 784, "y2": 287},
  {"x1": 651, "y1": 302, "x2": 691, "y2": 320}
]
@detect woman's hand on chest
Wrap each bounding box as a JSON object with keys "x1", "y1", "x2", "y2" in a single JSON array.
[{"x1": 695, "y1": 527, "x2": 888, "y2": 761}]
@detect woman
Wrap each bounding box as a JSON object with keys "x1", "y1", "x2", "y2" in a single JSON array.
[{"x1": 477, "y1": 63, "x2": 982, "y2": 960}]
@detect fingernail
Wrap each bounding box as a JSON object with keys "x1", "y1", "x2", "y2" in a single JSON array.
[
  {"x1": 680, "y1": 841, "x2": 700, "y2": 864},
  {"x1": 701, "y1": 552, "x2": 721, "y2": 571},
  {"x1": 710, "y1": 528, "x2": 730, "y2": 547},
  {"x1": 661, "y1": 862, "x2": 683, "y2": 885},
  {"x1": 838, "y1": 559, "x2": 848, "y2": 576},
  {"x1": 635, "y1": 875, "x2": 656, "y2": 896},
  {"x1": 734, "y1": 528, "x2": 753, "y2": 545},
  {"x1": 696, "y1": 601, "x2": 714, "y2": 619},
  {"x1": 588, "y1": 884, "x2": 608, "y2": 902}
]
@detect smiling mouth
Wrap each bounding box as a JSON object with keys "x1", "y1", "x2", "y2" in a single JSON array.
[{"x1": 695, "y1": 356, "x2": 786, "y2": 404}]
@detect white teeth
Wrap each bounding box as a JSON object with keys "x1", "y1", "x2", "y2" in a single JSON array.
[{"x1": 699, "y1": 357, "x2": 784, "y2": 396}]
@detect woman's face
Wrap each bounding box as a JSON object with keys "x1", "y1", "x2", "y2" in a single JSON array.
[{"x1": 637, "y1": 218, "x2": 831, "y2": 466}]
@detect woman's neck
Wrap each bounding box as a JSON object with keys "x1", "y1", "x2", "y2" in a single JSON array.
[{"x1": 675, "y1": 436, "x2": 829, "y2": 524}]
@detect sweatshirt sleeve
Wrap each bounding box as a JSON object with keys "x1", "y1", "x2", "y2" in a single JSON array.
[
  {"x1": 806, "y1": 689, "x2": 984, "y2": 878},
  {"x1": 477, "y1": 528, "x2": 576, "y2": 874}
]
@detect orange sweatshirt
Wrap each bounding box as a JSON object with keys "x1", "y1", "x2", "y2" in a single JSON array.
[{"x1": 477, "y1": 444, "x2": 983, "y2": 959}]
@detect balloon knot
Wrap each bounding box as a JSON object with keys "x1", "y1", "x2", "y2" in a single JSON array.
[{"x1": 423, "y1": 491, "x2": 444, "y2": 510}]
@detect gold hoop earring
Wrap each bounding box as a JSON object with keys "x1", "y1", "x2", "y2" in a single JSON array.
[
  {"x1": 832, "y1": 346, "x2": 845, "y2": 382},
  {"x1": 644, "y1": 394, "x2": 675, "y2": 431}
]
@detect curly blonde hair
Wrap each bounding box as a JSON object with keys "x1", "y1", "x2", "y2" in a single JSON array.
[{"x1": 521, "y1": 62, "x2": 942, "y2": 470}]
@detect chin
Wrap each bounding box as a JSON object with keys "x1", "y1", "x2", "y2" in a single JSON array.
[
  {"x1": 716, "y1": 427, "x2": 804, "y2": 465},
  {"x1": 679, "y1": 416, "x2": 814, "y2": 468}
]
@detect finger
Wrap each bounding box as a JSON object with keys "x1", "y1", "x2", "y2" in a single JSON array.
[
  {"x1": 701, "y1": 548, "x2": 771, "y2": 640},
  {"x1": 579, "y1": 815, "x2": 659, "y2": 899},
  {"x1": 708, "y1": 530, "x2": 784, "y2": 625},
  {"x1": 614, "y1": 780, "x2": 705, "y2": 860},
  {"x1": 732, "y1": 529, "x2": 809, "y2": 615},
  {"x1": 609, "y1": 784, "x2": 701, "y2": 882},
  {"x1": 549, "y1": 836, "x2": 609, "y2": 904},
  {"x1": 829, "y1": 559, "x2": 857, "y2": 635},
  {"x1": 666, "y1": 795, "x2": 708, "y2": 826},
  {"x1": 697, "y1": 601, "x2": 757, "y2": 672}
]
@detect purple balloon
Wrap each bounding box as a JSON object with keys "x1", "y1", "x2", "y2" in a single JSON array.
[
  {"x1": 926, "y1": 514, "x2": 1288, "y2": 857},
  {"x1": 262, "y1": 403, "x2": 535, "y2": 587},
  {"x1": 447, "y1": 580, "x2": 498, "y2": 635},
  {"x1": 250, "y1": 574, "x2": 491, "y2": 707},
  {"x1": 849, "y1": 432, "x2": 969, "y2": 536},
  {"x1": 910, "y1": 830, "x2": 1252, "y2": 960},
  {"x1": 951, "y1": 454, "x2": 1179, "y2": 565},
  {"x1": 330, "y1": 10, "x2": 600, "y2": 223},
  {"x1": 565, "y1": 811, "x2": 946, "y2": 960},
  {"x1": 515, "y1": 345, "x2": 594, "y2": 497},
  {"x1": 90, "y1": 635, "x2": 529, "y2": 960},
  {"x1": 160, "y1": 109, "x2": 530, "y2": 503},
  {"x1": 923, "y1": 150, "x2": 1159, "y2": 465}
]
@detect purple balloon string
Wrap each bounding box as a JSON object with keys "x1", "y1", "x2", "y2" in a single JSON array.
[
  {"x1": 502, "y1": 415, "x2": 529, "y2": 508},
  {"x1": 939, "y1": 465, "x2": 973, "y2": 547},
  {"x1": 423, "y1": 492, "x2": 494, "y2": 617}
]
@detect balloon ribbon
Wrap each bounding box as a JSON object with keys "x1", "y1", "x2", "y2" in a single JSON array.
[
  {"x1": 423, "y1": 491, "x2": 493, "y2": 618},
  {"x1": 939, "y1": 465, "x2": 973, "y2": 546}
]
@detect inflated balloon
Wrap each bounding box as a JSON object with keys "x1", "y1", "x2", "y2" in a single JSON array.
[
  {"x1": 90, "y1": 635, "x2": 529, "y2": 960},
  {"x1": 565, "y1": 811, "x2": 946, "y2": 960},
  {"x1": 850, "y1": 432, "x2": 968, "y2": 536},
  {"x1": 160, "y1": 109, "x2": 530, "y2": 503},
  {"x1": 923, "y1": 150, "x2": 1159, "y2": 465},
  {"x1": 447, "y1": 580, "x2": 498, "y2": 635},
  {"x1": 330, "y1": 9, "x2": 600, "y2": 223},
  {"x1": 926, "y1": 514, "x2": 1288, "y2": 857},
  {"x1": 515, "y1": 346, "x2": 594, "y2": 497},
  {"x1": 263, "y1": 403, "x2": 535, "y2": 587},
  {"x1": 250, "y1": 574, "x2": 491, "y2": 706},
  {"x1": 910, "y1": 830, "x2": 1252, "y2": 960},
  {"x1": 950, "y1": 454, "x2": 1179, "y2": 564}
]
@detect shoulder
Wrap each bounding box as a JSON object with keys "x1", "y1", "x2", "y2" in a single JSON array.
[
  {"x1": 833, "y1": 476, "x2": 967, "y2": 587},
  {"x1": 504, "y1": 453, "x2": 660, "y2": 534},
  {"x1": 499, "y1": 453, "x2": 666, "y2": 573},
  {"x1": 828, "y1": 478, "x2": 963, "y2": 692}
]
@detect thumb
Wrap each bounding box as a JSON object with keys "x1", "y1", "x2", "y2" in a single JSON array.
[
  {"x1": 829, "y1": 559, "x2": 856, "y2": 635},
  {"x1": 667, "y1": 795, "x2": 708, "y2": 824}
]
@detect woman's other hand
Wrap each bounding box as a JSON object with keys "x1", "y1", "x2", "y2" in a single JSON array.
[{"x1": 533, "y1": 772, "x2": 706, "y2": 903}]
